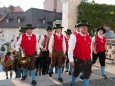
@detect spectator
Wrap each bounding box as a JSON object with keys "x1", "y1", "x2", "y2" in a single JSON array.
[{"x1": 103, "y1": 26, "x2": 115, "y2": 39}]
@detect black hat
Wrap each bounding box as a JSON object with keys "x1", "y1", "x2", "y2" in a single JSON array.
[
  {"x1": 24, "y1": 24, "x2": 35, "y2": 30},
  {"x1": 19, "y1": 27, "x2": 26, "y2": 33},
  {"x1": 6, "y1": 52, "x2": 11, "y2": 56},
  {"x1": 97, "y1": 26, "x2": 106, "y2": 34},
  {"x1": 45, "y1": 26, "x2": 53, "y2": 30},
  {"x1": 75, "y1": 20, "x2": 90, "y2": 28},
  {"x1": 65, "y1": 29, "x2": 72, "y2": 35},
  {"x1": 54, "y1": 24, "x2": 64, "y2": 29}
]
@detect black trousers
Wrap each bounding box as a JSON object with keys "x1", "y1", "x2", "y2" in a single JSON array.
[
  {"x1": 92, "y1": 51, "x2": 106, "y2": 66},
  {"x1": 41, "y1": 51, "x2": 50, "y2": 74},
  {"x1": 35, "y1": 57, "x2": 42, "y2": 69},
  {"x1": 73, "y1": 57, "x2": 92, "y2": 79}
]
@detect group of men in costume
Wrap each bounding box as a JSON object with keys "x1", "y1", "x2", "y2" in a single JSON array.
[{"x1": 2, "y1": 20, "x2": 108, "y2": 86}]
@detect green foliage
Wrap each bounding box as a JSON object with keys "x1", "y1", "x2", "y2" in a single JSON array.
[{"x1": 78, "y1": 2, "x2": 115, "y2": 36}]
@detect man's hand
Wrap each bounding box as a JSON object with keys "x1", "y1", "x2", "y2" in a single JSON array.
[
  {"x1": 105, "y1": 52, "x2": 108, "y2": 56},
  {"x1": 70, "y1": 61, "x2": 74, "y2": 67},
  {"x1": 94, "y1": 50, "x2": 97, "y2": 54},
  {"x1": 35, "y1": 54, "x2": 39, "y2": 58},
  {"x1": 42, "y1": 48, "x2": 46, "y2": 51},
  {"x1": 63, "y1": 53, "x2": 65, "y2": 57},
  {"x1": 15, "y1": 51, "x2": 20, "y2": 57},
  {"x1": 49, "y1": 53, "x2": 52, "y2": 58}
]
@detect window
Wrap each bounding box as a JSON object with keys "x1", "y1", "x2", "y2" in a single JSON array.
[
  {"x1": 6, "y1": 19, "x2": 9, "y2": 23},
  {"x1": 43, "y1": 17, "x2": 46, "y2": 24},
  {"x1": 43, "y1": 19, "x2": 45, "y2": 24},
  {"x1": 18, "y1": 18, "x2": 21, "y2": 23}
]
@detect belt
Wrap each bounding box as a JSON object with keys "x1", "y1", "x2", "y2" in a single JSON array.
[{"x1": 74, "y1": 57, "x2": 91, "y2": 65}]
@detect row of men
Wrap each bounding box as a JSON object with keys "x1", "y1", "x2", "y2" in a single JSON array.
[{"x1": 3, "y1": 20, "x2": 108, "y2": 86}]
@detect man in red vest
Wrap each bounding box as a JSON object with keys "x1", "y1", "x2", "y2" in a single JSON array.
[
  {"x1": 11, "y1": 27, "x2": 25, "y2": 78},
  {"x1": 64, "y1": 29, "x2": 72, "y2": 74},
  {"x1": 48, "y1": 24, "x2": 66, "y2": 82},
  {"x1": 38, "y1": 26, "x2": 53, "y2": 75},
  {"x1": 15, "y1": 24, "x2": 40, "y2": 85},
  {"x1": 68, "y1": 20, "x2": 92, "y2": 86},
  {"x1": 92, "y1": 26, "x2": 107, "y2": 79}
]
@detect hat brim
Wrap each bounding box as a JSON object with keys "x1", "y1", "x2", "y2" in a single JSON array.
[
  {"x1": 19, "y1": 30, "x2": 25, "y2": 32},
  {"x1": 64, "y1": 31, "x2": 72, "y2": 35},
  {"x1": 76, "y1": 24, "x2": 90, "y2": 28},
  {"x1": 54, "y1": 27, "x2": 64, "y2": 29},
  {"x1": 97, "y1": 28, "x2": 106, "y2": 34},
  {"x1": 24, "y1": 27, "x2": 35, "y2": 30},
  {"x1": 45, "y1": 29, "x2": 53, "y2": 30}
]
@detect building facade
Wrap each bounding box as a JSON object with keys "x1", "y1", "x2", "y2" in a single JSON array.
[{"x1": 43, "y1": 0, "x2": 62, "y2": 13}]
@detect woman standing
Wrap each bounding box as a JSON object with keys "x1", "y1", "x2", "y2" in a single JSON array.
[{"x1": 92, "y1": 26, "x2": 108, "y2": 79}]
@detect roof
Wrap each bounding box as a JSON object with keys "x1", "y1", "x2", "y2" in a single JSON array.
[
  {"x1": 0, "y1": 8, "x2": 62, "y2": 28},
  {"x1": 0, "y1": 6, "x2": 23, "y2": 16}
]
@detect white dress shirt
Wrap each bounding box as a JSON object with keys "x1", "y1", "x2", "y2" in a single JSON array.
[
  {"x1": 38, "y1": 34, "x2": 50, "y2": 49},
  {"x1": 68, "y1": 32, "x2": 92, "y2": 62},
  {"x1": 48, "y1": 33, "x2": 66, "y2": 54},
  {"x1": 15, "y1": 33, "x2": 40, "y2": 55}
]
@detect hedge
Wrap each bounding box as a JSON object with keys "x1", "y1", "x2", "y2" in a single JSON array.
[{"x1": 78, "y1": 2, "x2": 115, "y2": 36}]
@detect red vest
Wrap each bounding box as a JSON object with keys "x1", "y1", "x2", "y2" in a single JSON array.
[
  {"x1": 65, "y1": 36, "x2": 69, "y2": 52},
  {"x1": 74, "y1": 33, "x2": 91, "y2": 60},
  {"x1": 53, "y1": 34, "x2": 63, "y2": 51},
  {"x1": 21, "y1": 34, "x2": 36, "y2": 56},
  {"x1": 96, "y1": 35, "x2": 106, "y2": 52},
  {"x1": 4, "y1": 55, "x2": 10, "y2": 62},
  {"x1": 43, "y1": 34, "x2": 50, "y2": 51},
  {"x1": 16, "y1": 37, "x2": 19, "y2": 41}
]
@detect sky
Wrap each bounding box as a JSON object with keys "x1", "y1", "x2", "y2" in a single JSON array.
[
  {"x1": 0, "y1": 0, "x2": 115, "y2": 11},
  {"x1": 0, "y1": 0, "x2": 45, "y2": 11}
]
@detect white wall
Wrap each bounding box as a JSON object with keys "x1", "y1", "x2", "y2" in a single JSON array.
[
  {"x1": 0, "y1": 28, "x2": 45, "y2": 54},
  {"x1": 44, "y1": 0, "x2": 62, "y2": 13},
  {"x1": 62, "y1": 0, "x2": 81, "y2": 32},
  {"x1": 44, "y1": 0, "x2": 54, "y2": 11}
]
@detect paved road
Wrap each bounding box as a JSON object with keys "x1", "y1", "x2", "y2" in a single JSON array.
[{"x1": 0, "y1": 62, "x2": 115, "y2": 86}]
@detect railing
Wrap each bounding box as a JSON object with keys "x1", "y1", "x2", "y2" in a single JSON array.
[
  {"x1": 93, "y1": 39, "x2": 115, "y2": 68},
  {"x1": 106, "y1": 39, "x2": 115, "y2": 63}
]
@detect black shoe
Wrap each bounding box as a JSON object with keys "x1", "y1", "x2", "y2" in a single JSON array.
[
  {"x1": 22, "y1": 76, "x2": 27, "y2": 80},
  {"x1": 39, "y1": 73, "x2": 41, "y2": 75},
  {"x1": 80, "y1": 75, "x2": 83, "y2": 80},
  {"x1": 70, "y1": 83, "x2": 75, "y2": 86},
  {"x1": 42, "y1": 73, "x2": 45, "y2": 75},
  {"x1": 35, "y1": 73, "x2": 37, "y2": 76},
  {"x1": 69, "y1": 72, "x2": 72, "y2": 75},
  {"x1": 102, "y1": 75, "x2": 107, "y2": 79},
  {"x1": 31, "y1": 80, "x2": 37, "y2": 85},
  {"x1": 6, "y1": 77, "x2": 8, "y2": 79},
  {"x1": 58, "y1": 78, "x2": 63, "y2": 82},
  {"x1": 49, "y1": 72, "x2": 52, "y2": 77},
  {"x1": 65, "y1": 70, "x2": 68, "y2": 72}
]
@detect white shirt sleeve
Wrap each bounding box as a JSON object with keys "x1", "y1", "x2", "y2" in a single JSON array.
[
  {"x1": 11, "y1": 37, "x2": 17, "y2": 50},
  {"x1": 63, "y1": 36, "x2": 66, "y2": 54},
  {"x1": 92, "y1": 36, "x2": 96, "y2": 42},
  {"x1": 38, "y1": 36, "x2": 44, "y2": 49},
  {"x1": 36, "y1": 35, "x2": 40, "y2": 55},
  {"x1": 68, "y1": 34, "x2": 77, "y2": 62},
  {"x1": 15, "y1": 35, "x2": 22, "y2": 51},
  {"x1": 10, "y1": 55, "x2": 14, "y2": 61},
  {"x1": 48, "y1": 35, "x2": 54, "y2": 53}
]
